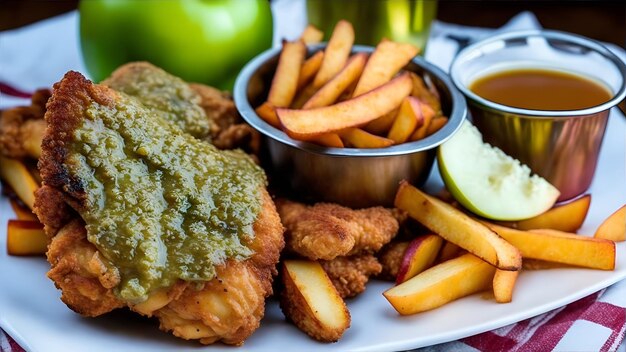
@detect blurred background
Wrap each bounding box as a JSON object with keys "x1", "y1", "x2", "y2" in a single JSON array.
[{"x1": 1, "y1": 0, "x2": 624, "y2": 46}]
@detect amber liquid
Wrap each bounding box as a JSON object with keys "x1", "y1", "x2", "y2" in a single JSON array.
[{"x1": 469, "y1": 68, "x2": 612, "y2": 110}]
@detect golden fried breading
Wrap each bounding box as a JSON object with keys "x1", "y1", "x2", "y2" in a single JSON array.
[
  {"x1": 377, "y1": 241, "x2": 410, "y2": 281},
  {"x1": 35, "y1": 71, "x2": 284, "y2": 345},
  {"x1": 276, "y1": 199, "x2": 398, "y2": 260},
  {"x1": 0, "y1": 89, "x2": 50, "y2": 159},
  {"x1": 320, "y1": 254, "x2": 382, "y2": 298}
]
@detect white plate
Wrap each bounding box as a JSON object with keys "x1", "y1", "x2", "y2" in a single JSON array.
[{"x1": 1, "y1": 108, "x2": 625, "y2": 352}]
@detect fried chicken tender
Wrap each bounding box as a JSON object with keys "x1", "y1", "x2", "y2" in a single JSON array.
[
  {"x1": 276, "y1": 199, "x2": 398, "y2": 260},
  {"x1": 35, "y1": 71, "x2": 284, "y2": 345},
  {"x1": 0, "y1": 89, "x2": 50, "y2": 159},
  {"x1": 320, "y1": 254, "x2": 382, "y2": 298},
  {"x1": 377, "y1": 241, "x2": 410, "y2": 281}
]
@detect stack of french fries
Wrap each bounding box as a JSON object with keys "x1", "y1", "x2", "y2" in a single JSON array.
[
  {"x1": 384, "y1": 181, "x2": 624, "y2": 314},
  {"x1": 255, "y1": 21, "x2": 448, "y2": 148}
]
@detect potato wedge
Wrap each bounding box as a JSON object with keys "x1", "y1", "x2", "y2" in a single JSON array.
[
  {"x1": 501, "y1": 194, "x2": 591, "y2": 232},
  {"x1": 313, "y1": 20, "x2": 354, "y2": 88},
  {"x1": 300, "y1": 24, "x2": 324, "y2": 44},
  {"x1": 313, "y1": 133, "x2": 344, "y2": 148},
  {"x1": 297, "y1": 50, "x2": 325, "y2": 90},
  {"x1": 437, "y1": 241, "x2": 463, "y2": 263},
  {"x1": 426, "y1": 116, "x2": 448, "y2": 137},
  {"x1": 486, "y1": 223, "x2": 615, "y2": 270},
  {"x1": 594, "y1": 205, "x2": 625, "y2": 242},
  {"x1": 410, "y1": 72, "x2": 441, "y2": 113},
  {"x1": 387, "y1": 96, "x2": 423, "y2": 144},
  {"x1": 7, "y1": 220, "x2": 47, "y2": 256},
  {"x1": 255, "y1": 101, "x2": 281, "y2": 127},
  {"x1": 0, "y1": 156, "x2": 39, "y2": 210},
  {"x1": 364, "y1": 108, "x2": 398, "y2": 135},
  {"x1": 352, "y1": 39, "x2": 419, "y2": 97},
  {"x1": 340, "y1": 128, "x2": 394, "y2": 149},
  {"x1": 279, "y1": 260, "x2": 351, "y2": 342},
  {"x1": 409, "y1": 102, "x2": 436, "y2": 141},
  {"x1": 277, "y1": 72, "x2": 412, "y2": 139},
  {"x1": 303, "y1": 52, "x2": 368, "y2": 109},
  {"x1": 395, "y1": 182, "x2": 522, "y2": 271},
  {"x1": 493, "y1": 269, "x2": 518, "y2": 303},
  {"x1": 396, "y1": 234, "x2": 443, "y2": 284},
  {"x1": 384, "y1": 253, "x2": 495, "y2": 315},
  {"x1": 267, "y1": 40, "x2": 307, "y2": 108},
  {"x1": 10, "y1": 199, "x2": 37, "y2": 221}
]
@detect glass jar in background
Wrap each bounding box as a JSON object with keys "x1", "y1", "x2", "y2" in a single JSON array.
[{"x1": 306, "y1": 0, "x2": 437, "y2": 51}]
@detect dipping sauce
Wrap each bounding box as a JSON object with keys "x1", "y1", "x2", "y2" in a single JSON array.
[{"x1": 470, "y1": 68, "x2": 612, "y2": 110}]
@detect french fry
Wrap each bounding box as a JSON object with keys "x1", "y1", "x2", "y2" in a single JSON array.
[
  {"x1": 437, "y1": 241, "x2": 463, "y2": 263},
  {"x1": 297, "y1": 51, "x2": 325, "y2": 90},
  {"x1": 312, "y1": 133, "x2": 344, "y2": 148},
  {"x1": 387, "y1": 96, "x2": 423, "y2": 144},
  {"x1": 394, "y1": 182, "x2": 522, "y2": 271},
  {"x1": 0, "y1": 156, "x2": 39, "y2": 210},
  {"x1": 486, "y1": 223, "x2": 615, "y2": 270},
  {"x1": 7, "y1": 220, "x2": 47, "y2": 256},
  {"x1": 522, "y1": 259, "x2": 569, "y2": 270},
  {"x1": 383, "y1": 253, "x2": 495, "y2": 315},
  {"x1": 409, "y1": 101, "x2": 436, "y2": 141},
  {"x1": 312, "y1": 20, "x2": 354, "y2": 88},
  {"x1": 594, "y1": 205, "x2": 626, "y2": 242},
  {"x1": 280, "y1": 260, "x2": 351, "y2": 342},
  {"x1": 410, "y1": 72, "x2": 441, "y2": 114},
  {"x1": 267, "y1": 40, "x2": 307, "y2": 108},
  {"x1": 10, "y1": 199, "x2": 37, "y2": 221},
  {"x1": 425, "y1": 116, "x2": 448, "y2": 137},
  {"x1": 500, "y1": 194, "x2": 591, "y2": 232},
  {"x1": 352, "y1": 39, "x2": 419, "y2": 97},
  {"x1": 493, "y1": 269, "x2": 519, "y2": 303},
  {"x1": 277, "y1": 72, "x2": 412, "y2": 139},
  {"x1": 395, "y1": 234, "x2": 443, "y2": 284},
  {"x1": 303, "y1": 52, "x2": 368, "y2": 109},
  {"x1": 300, "y1": 24, "x2": 324, "y2": 44},
  {"x1": 23, "y1": 120, "x2": 46, "y2": 159},
  {"x1": 255, "y1": 101, "x2": 281, "y2": 127},
  {"x1": 290, "y1": 84, "x2": 318, "y2": 109},
  {"x1": 340, "y1": 128, "x2": 394, "y2": 149},
  {"x1": 364, "y1": 108, "x2": 398, "y2": 135}
]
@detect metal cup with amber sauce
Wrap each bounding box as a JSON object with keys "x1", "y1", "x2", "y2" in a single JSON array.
[{"x1": 450, "y1": 30, "x2": 626, "y2": 201}]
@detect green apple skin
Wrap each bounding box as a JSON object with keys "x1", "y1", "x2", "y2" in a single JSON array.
[{"x1": 79, "y1": 0, "x2": 273, "y2": 90}]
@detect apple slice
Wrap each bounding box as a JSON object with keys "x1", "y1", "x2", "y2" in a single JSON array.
[
  {"x1": 300, "y1": 24, "x2": 324, "y2": 44},
  {"x1": 267, "y1": 40, "x2": 306, "y2": 108},
  {"x1": 493, "y1": 269, "x2": 519, "y2": 303},
  {"x1": 279, "y1": 260, "x2": 350, "y2": 342},
  {"x1": 409, "y1": 101, "x2": 436, "y2": 141},
  {"x1": 7, "y1": 220, "x2": 47, "y2": 256},
  {"x1": 10, "y1": 199, "x2": 37, "y2": 221},
  {"x1": 486, "y1": 223, "x2": 615, "y2": 270},
  {"x1": 501, "y1": 194, "x2": 591, "y2": 232},
  {"x1": 395, "y1": 182, "x2": 522, "y2": 271},
  {"x1": 387, "y1": 96, "x2": 424, "y2": 144},
  {"x1": 312, "y1": 20, "x2": 354, "y2": 88},
  {"x1": 396, "y1": 234, "x2": 443, "y2": 284},
  {"x1": 352, "y1": 39, "x2": 419, "y2": 97},
  {"x1": 0, "y1": 156, "x2": 39, "y2": 210},
  {"x1": 438, "y1": 121, "x2": 560, "y2": 220},
  {"x1": 303, "y1": 52, "x2": 368, "y2": 109},
  {"x1": 297, "y1": 50, "x2": 325, "y2": 90},
  {"x1": 277, "y1": 72, "x2": 412, "y2": 140},
  {"x1": 594, "y1": 205, "x2": 625, "y2": 242},
  {"x1": 384, "y1": 253, "x2": 495, "y2": 315},
  {"x1": 340, "y1": 128, "x2": 394, "y2": 149}
]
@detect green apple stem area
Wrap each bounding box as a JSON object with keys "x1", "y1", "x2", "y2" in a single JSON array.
[{"x1": 437, "y1": 121, "x2": 560, "y2": 221}]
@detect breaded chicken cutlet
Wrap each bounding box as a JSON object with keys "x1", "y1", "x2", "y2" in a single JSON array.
[{"x1": 35, "y1": 71, "x2": 284, "y2": 345}]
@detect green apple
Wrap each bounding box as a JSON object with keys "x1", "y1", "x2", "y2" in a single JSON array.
[
  {"x1": 437, "y1": 121, "x2": 560, "y2": 221},
  {"x1": 79, "y1": 0, "x2": 273, "y2": 90}
]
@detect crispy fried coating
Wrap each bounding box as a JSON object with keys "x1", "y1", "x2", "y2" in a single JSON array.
[
  {"x1": 377, "y1": 241, "x2": 410, "y2": 281},
  {"x1": 0, "y1": 89, "x2": 50, "y2": 159},
  {"x1": 35, "y1": 71, "x2": 284, "y2": 345},
  {"x1": 276, "y1": 199, "x2": 398, "y2": 260},
  {"x1": 320, "y1": 254, "x2": 382, "y2": 298}
]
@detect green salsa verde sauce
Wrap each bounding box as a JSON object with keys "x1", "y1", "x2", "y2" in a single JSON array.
[{"x1": 67, "y1": 92, "x2": 265, "y2": 303}]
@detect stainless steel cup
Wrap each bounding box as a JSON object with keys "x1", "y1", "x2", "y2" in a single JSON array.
[
  {"x1": 450, "y1": 30, "x2": 626, "y2": 201},
  {"x1": 234, "y1": 44, "x2": 467, "y2": 207}
]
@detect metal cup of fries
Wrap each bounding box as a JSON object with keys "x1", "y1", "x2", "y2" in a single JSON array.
[{"x1": 234, "y1": 43, "x2": 467, "y2": 207}]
